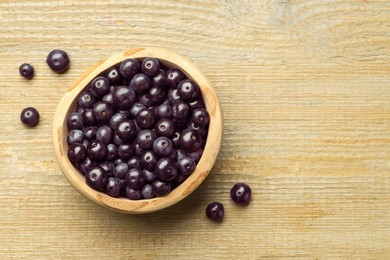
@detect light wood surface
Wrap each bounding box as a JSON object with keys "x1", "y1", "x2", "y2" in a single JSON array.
[
  {"x1": 1, "y1": 0, "x2": 389, "y2": 259},
  {"x1": 53, "y1": 47, "x2": 222, "y2": 214}
]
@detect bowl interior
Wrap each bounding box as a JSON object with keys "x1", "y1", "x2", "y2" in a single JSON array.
[{"x1": 53, "y1": 47, "x2": 222, "y2": 214}]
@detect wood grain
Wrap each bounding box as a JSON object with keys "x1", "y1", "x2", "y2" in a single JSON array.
[{"x1": 0, "y1": 0, "x2": 389, "y2": 259}]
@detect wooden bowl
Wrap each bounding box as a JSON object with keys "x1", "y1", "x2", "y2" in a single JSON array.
[{"x1": 53, "y1": 47, "x2": 223, "y2": 214}]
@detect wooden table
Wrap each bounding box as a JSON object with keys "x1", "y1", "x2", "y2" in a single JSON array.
[{"x1": 1, "y1": 1, "x2": 389, "y2": 259}]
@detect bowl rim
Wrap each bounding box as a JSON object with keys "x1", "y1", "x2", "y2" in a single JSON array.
[{"x1": 52, "y1": 47, "x2": 223, "y2": 214}]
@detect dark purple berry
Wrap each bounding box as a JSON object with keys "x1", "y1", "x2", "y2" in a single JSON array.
[
  {"x1": 189, "y1": 98, "x2": 206, "y2": 111},
  {"x1": 117, "y1": 143, "x2": 134, "y2": 160},
  {"x1": 143, "y1": 169, "x2": 157, "y2": 182},
  {"x1": 153, "y1": 137, "x2": 174, "y2": 157},
  {"x1": 67, "y1": 112, "x2": 83, "y2": 129},
  {"x1": 129, "y1": 102, "x2": 146, "y2": 118},
  {"x1": 99, "y1": 161, "x2": 114, "y2": 177},
  {"x1": 127, "y1": 156, "x2": 142, "y2": 170},
  {"x1": 155, "y1": 118, "x2": 175, "y2": 138},
  {"x1": 79, "y1": 157, "x2": 95, "y2": 175},
  {"x1": 106, "y1": 67, "x2": 122, "y2": 85},
  {"x1": 90, "y1": 76, "x2": 110, "y2": 97},
  {"x1": 96, "y1": 125, "x2": 113, "y2": 144},
  {"x1": 136, "y1": 108, "x2": 156, "y2": 129},
  {"x1": 67, "y1": 129, "x2": 84, "y2": 145},
  {"x1": 68, "y1": 143, "x2": 87, "y2": 164},
  {"x1": 141, "y1": 184, "x2": 154, "y2": 199},
  {"x1": 140, "y1": 150, "x2": 158, "y2": 171},
  {"x1": 105, "y1": 177, "x2": 121, "y2": 197},
  {"x1": 187, "y1": 121, "x2": 208, "y2": 138},
  {"x1": 113, "y1": 162, "x2": 128, "y2": 179},
  {"x1": 119, "y1": 58, "x2": 140, "y2": 80},
  {"x1": 82, "y1": 109, "x2": 96, "y2": 126},
  {"x1": 177, "y1": 79, "x2": 200, "y2": 101},
  {"x1": 155, "y1": 158, "x2": 178, "y2": 181},
  {"x1": 192, "y1": 108, "x2": 210, "y2": 127},
  {"x1": 172, "y1": 132, "x2": 181, "y2": 148},
  {"x1": 125, "y1": 186, "x2": 142, "y2": 200},
  {"x1": 152, "y1": 70, "x2": 166, "y2": 88},
  {"x1": 77, "y1": 91, "x2": 96, "y2": 109},
  {"x1": 137, "y1": 93, "x2": 152, "y2": 107},
  {"x1": 87, "y1": 140, "x2": 108, "y2": 161},
  {"x1": 130, "y1": 73, "x2": 151, "y2": 94},
  {"x1": 106, "y1": 143, "x2": 118, "y2": 161},
  {"x1": 112, "y1": 86, "x2": 136, "y2": 110},
  {"x1": 156, "y1": 103, "x2": 172, "y2": 119},
  {"x1": 20, "y1": 107, "x2": 40, "y2": 127},
  {"x1": 177, "y1": 156, "x2": 196, "y2": 176},
  {"x1": 172, "y1": 100, "x2": 190, "y2": 121},
  {"x1": 19, "y1": 63, "x2": 34, "y2": 79},
  {"x1": 84, "y1": 126, "x2": 97, "y2": 140},
  {"x1": 102, "y1": 92, "x2": 114, "y2": 105},
  {"x1": 167, "y1": 89, "x2": 181, "y2": 104},
  {"x1": 165, "y1": 68, "x2": 185, "y2": 89},
  {"x1": 86, "y1": 166, "x2": 108, "y2": 191},
  {"x1": 142, "y1": 57, "x2": 160, "y2": 77},
  {"x1": 109, "y1": 113, "x2": 127, "y2": 130},
  {"x1": 136, "y1": 129, "x2": 157, "y2": 150},
  {"x1": 230, "y1": 183, "x2": 251, "y2": 205},
  {"x1": 206, "y1": 202, "x2": 224, "y2": 222},
  {"x1": 148, "y1": 86, "x2": 166, "y2": 106},
  {"x1": 187, "y1": 148, "x2": 203, "y2": 163},
  {"x1": 152, "y1": 180, "x2": 171, "y2": 197},
  {"x1": 46, "y1": 49, "x2": 70, "y2": 73},
  {"x1": 92, "y1": 101, "x2": 114, "y2": 123},
  {"x1": 179, "y1": 129, "x2": 202, "y2": 152},
  {"x1": 116, "y1": 120, "x2": 137, "y2": 140},
  {"x1": 125, "y1": 168, "x2": 145, "y2": 189}
]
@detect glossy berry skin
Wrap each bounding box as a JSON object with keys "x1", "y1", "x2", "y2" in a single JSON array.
[
  {"x1": 130, "y1": 73, "x2": 151, "y2": 95},
  {"x1": 230, "y1": 183, "x2": 251, "y2": 205},
  {"x1": 96, "y1": 125, "x2": 113, "y2": 144},
  {"x1": 116, "y1": 120, "x2": 137, "y2": 140},
  {"x1": 129, "y1": 102, "x2": 146, "y2": 118},
  {"x1": 106, "y1": 143, "x2": 118, "y2": 161},
  {"x1": 87, "y1": 140, "x2": 108, "y2": 161},
  {"x1": 68, "y1": 143, "x2": 87, "y2": 164},
  {"x1": 172, "y1": 131, "x2": 181, "y2": 148},
  {"x1": 106, "y1": 67, "x2": 122, "y2": 85},
  {"x1": 19, "y1": 63, "x2": 34, "y2": 79},
  {"x1": 84, "y1": 126, "x2": 97, "y2": 140},
  {"x1": 105, "y1": 177, "x2": 121, "y2": 197},
  {"x1": 191, "y1": 108, "x2": 210, "y2": 127},
  {"x1": 141, "y1": 57, "x2": 160, "y2": 77},
  {"x1": 167, "y1": 89, "x2": 181, "y2": 104},
  {"x1": 99, "y1": 161, "x2": 114, "y2": 176},
  {"x1": 102, "y1": 92, "x2": 114, "y2": 105},
  {"x1": 148, "y1": 86, "x2": 166, "y2": 106},
  {"x1": 77, "y1": 91, "x2": 96, "y2": 109},
  {"x1": 82, "y1": 109, "x2": 96, "y2": 126},
  {"x1": 152, "y1": 70, "x2": 166, "y2": 88},
  {"x1": 119, "y1": 58, "x2": 140, "y2": 80},
  {"x1": 117, "y1": 144, "x2": 134, "y2": 160},
  {"x1": 143, "y1": 169, "x2": 157, "y2": 182},
  {"x1": 67, "y1": 112, "x2": 84, "y2": 129},
  {"x1": 189, "y1": 98, "x2": 206, "y2": 111},
  {"x1": 86, "y1": 166, "x2": 107, "y2": 191},
  {"x1": 20, "y1": 107, "x2": 40, "y2": 127},
  {"x1": 136, "y1": 129, "x2": 157, "y2": 150},
  {"x1": 90, "y1": 76, "x2": 110, "y2": 97},
  {"x1": 127, "y1": 156, "x2": 142, "y2": 170},
  {"x1": 67, "y1": 129, "x2": 84, "y2": 145},
  {"x1": 137, "y1": 93, "x2": 152, "y2": 107},
  {"x1": 46, "y1": 49, "x2": 70, "y2": 73},
  {"x1": 187, "y1": 148, "x2": 203, "y2": 163},
  {"x1": 206, "y1": 202, "x2": 224, "y2": 222},
  {"x1": 125, "y1": 168, "x2": 145, "y2": 189},
  {"x1": 109, "y1": 113, "x2": 127, "y2": 130},
  {"x1": 140, "y1": 150, "x2": 158, "y2": 171},
  {"x1": 141, "y1": 184, "x2": 154, "y2": 199},
  {"x1": 179, "y1": 129, "x2": 202, "y2": 152},
  {"x1": 153, "y1": 137, "x2": 174, "y2": 158},
  {"x1": 136, "y1": 108, "x2": 156, "y2": 129},
  {"x1": 155, "y1": 158, "x2": 178, "y2": 181},
  {"x1": 78, "y1": 157, "x2": 95, "y2": 175},
  {"x1": 172, "y1": 100, "x2": 190, "y2": 121},
  {"x1": 177, "y1": 156, "x2": 196, "y2": 176},
  {"x1": 92, "y1": 101, "x2": 114, "y2": 123},
  {"x1": 152, "y1": 180, "x2": 171, "y2": 197},
  {"x1": 156, "y1": 103, "x2": 172, "y2": 119},
  {"x1": 112, "y1": 86, "x2": 136, "y2": 110},
  {"x1": 177, "y1": 79, "x2": 200, "y2": 101},
  {"x1": 113, "y1": 162, "x2": 128, "y2": 179},
  {"x1": 155, "y1": 118, "x2": 175, "y2": 138},
  {"x1": 165, "y1": 68, "x2": 185, "y2": 88},
  {"x1": 125, "y1": 186, "x2": 142, "y2": 200}
]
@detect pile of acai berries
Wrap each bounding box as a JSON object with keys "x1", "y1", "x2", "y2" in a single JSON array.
[{"x1": 66, "y1": 57, "x2": 210, "y2": 200}]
